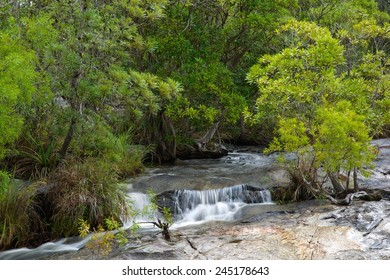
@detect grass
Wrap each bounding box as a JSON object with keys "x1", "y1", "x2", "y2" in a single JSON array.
[
  {"x1": 0, "y1": 128, "x2": 150, "y2": 249},
  {"x1": 13, "y1": 134, "x2": 59, "y2": 180},
  {"x1": 47, "y1": 159, "x2": 131, "y2": 238},
  {"x1": 0, "y1": 179, "x2": 43, "y2": 250}
]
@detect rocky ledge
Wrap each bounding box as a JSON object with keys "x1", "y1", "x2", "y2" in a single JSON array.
[
  {"x1": 40, "y1": 139, "x2": 390, "y2": 260},
  {"x1": 43, "y1": 199, "x2": 390, "y2": 260}
]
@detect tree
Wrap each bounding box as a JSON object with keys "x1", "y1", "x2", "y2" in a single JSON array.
[
  {"x1": 10, "y1": 0, "x2": 179, "y2": 163},
  {"x1": 248, "y1": 20, "x2": 380, "y2": 197},
  {"x1": 314, "y1": 101, "x2": 375, "y2": 192},
  {"x1": 0, "y1": 19, "x2": 37, "y2": 160},
  {"x1": 138, "y1": 0, "x2": 293, "y2": 149}
]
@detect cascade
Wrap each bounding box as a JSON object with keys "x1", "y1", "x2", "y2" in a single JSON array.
[
  {"x1": 0, "y1": 193, "x2": 154, "y2": 260},
  {"x1": 0, "y1": 185, "x2": 272, "y2": 259},
  {"x1": 172, "y1": 185, "x2": 272, "y2": 225}
]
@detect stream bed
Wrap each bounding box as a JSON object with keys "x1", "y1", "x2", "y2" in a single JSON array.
[{"x1": 1, "y1": 140, "x2": 389, "y2": 260}]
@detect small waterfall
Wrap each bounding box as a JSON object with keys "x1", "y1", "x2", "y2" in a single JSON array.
[
  {"x1": 124, "y1": 192, "x2": 160, "y2": 230},
  {"x1": 0, "y1": 237, "x2": 90, "y2": 260},
  {"x1": 0, "y1": 186, "x2": 272, "y2": 259},
  {"x1": 125, "y1": 192, "x2": 156, "y2": 223},
  {"x1": 0, "y1": 193, "x2": 155, "y2": 260},
  {"x1": 172, "y1": 185, "x2": 272, "y2": 225}
]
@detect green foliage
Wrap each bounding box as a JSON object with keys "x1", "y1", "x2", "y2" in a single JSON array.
[
  {"x1": 249, "y1": 20, "x2": 381, "y2": 195},
  {"x1": 0, "y1": 0, "x2": 389, "y2": 250},
  {"x1": 48, "y1": 159, "x2": 130, "y2": 238},
  {"x1": 0, "y1": 182, "x2": 42, "y2": 250},
  {"x1": 143, "y1": 190, "x2": 173, "y2": 240},
  {"x1": 0, "y1": 22, "x2": 37, "y2": 159},
  {"x1": 14, "y1": 134, "x2": 59, "y2": 179},
  {"x1": 0, "y1": 171, "x2": 10, "y2": 200},
  {"x1": 248, "y1": 20, "x2": 345, "y2": 120},
  {"x1": 266, "y1": 118, "x2": 310, "y2": 155},
  {"x1": 78, "y1": 217, "x2": 128, "y2": 259},
  {"x1": 314, "y1": 101, "x2": 375, "y2": 173},
  {"x1": 161, "y1": 206, "x2": 173, "y2": 226}
]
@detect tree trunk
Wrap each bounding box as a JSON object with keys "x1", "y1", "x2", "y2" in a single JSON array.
[
  {"x1": 150, "y1": 112, "x2": 177, "y2": 162},
  {"x1": 59, "y1": 117, "x2": 76, "y2": 160},
  {"x1": 353, "y1": 167, "x2": 359, "y2": 192},
  {"x1": 162, "y1": 113, "x2": 176, "y2": 159},
  {"x1": 196, "y1": 122, "x2": 219, "y2": 150},
  {"x1": 327, "y1": 172, "x2": 345, "y2": 193},
  {"x1": 346, "y1": 170, "x2": 351, "y2": 190}
]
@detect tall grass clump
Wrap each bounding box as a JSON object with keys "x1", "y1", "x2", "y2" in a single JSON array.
[
  {"x1": 47, "y1": 159, "x2": 131, "y2": 238},
  {"x1": 0, "y1": 122, "x2": 150, "y2": 248},
  {"x1": 104, "y1": 132, "x2": 149, "y2": 178},
  {"x1": 0, "y1": 172, "x2": 43, "y2": 250},
  {"x1": 72, "y1": 121, "x2": 148, "y2": 177},
  {"x1": 12, "y1": 133, "x2": 59, "y2": 180}
]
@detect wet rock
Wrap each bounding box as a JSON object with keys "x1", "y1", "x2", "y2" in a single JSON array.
[
  {"x1": 4, "y1": 140, "x2": 390, "y2": 260},
  {"x1": 156, "y1": 185, "x2": 271, "y2": 216},
  {"x1": 359, "y1": 139, "x2": 390, "y2": 190},
  {"x1": 176, "y1": 144, "x2": 228, "y2": 160},
  {"x1": 25, "y1": 199, "x2": 390, "y2": 260}
]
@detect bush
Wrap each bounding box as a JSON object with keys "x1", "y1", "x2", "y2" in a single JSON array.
[
  {"x1": 0, "y1": 177, "x2": 43, "y2": 250},
  {"x1": 72, "y1": 120, "x2": 147, "y2": 177},
  {"x1": 13, "y1": 135, "x2": 59, "y2": 180},
  {"x1": 46, "y1": 159, "x2": 131, "y2": 238},
  {"x1": 104, "y1": 133, "x2": 147, "y2": 178},
  {"x1": 0, "y1": 170, "x2": 10, "y2": 199}
]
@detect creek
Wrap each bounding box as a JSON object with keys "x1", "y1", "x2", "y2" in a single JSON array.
[{"x1": 0, "y1": 140, "x2": 389, "y2": 260}]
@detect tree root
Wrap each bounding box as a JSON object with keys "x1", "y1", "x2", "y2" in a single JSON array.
[{"x1": 326, "y1": 191, "x2": 370, "y2": 206}]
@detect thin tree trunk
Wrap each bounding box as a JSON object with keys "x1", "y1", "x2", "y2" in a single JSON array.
[
  {"x1": 162, "y1": 113, "x2": 176, "y2": 159},
  {"x1": 196, "y1": 122, "x2": 219, "y2": 149},
  {"x1": 328, "y1": 172, "x2": 345, "y2": 193},
  {"x1": 59, "y1": 117, "x2": 76, "y2": 160},
  {"x1": 346, "y1": 170, "x2": 351, "y2": 191},
  {"x1": 353, "y1": 167, "x2": 359, "y2": 192}
]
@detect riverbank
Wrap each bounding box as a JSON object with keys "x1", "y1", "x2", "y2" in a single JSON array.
[{"x1": 1, "y1": 139, "x2": 389, "y2": 260}]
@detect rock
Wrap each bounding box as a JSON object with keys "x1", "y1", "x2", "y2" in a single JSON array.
[
  {"x1": 156, "y1": 185, "x2": 272, "y2": 215},
  {"x1": 5, "y1": 140, "x2": 390, "y2": 260},
  {"x1": 37, "y1": 199, "x2": 390, "y2": 260},
  {"x1": 176, "y1": 143, "x2": 228, "y2": 160}
]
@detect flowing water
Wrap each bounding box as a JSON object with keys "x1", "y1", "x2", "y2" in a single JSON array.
[
  {"x1": 171, "y1": 185, "x2": 272, "y2": 226},
  {"x1": 0, "y1": 151, "x2": 278, "y2": 260},
  {"x1": 2, "y1": 140, "x2": 388, "y2": 260}
]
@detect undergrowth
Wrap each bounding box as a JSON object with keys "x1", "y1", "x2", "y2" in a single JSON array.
[
  {"x1": 0, "y1": 174, "x2": 43, "y2": 250},
  {"x1": 47, "y1": 159, "x2": 131, "y2": 238},
  {"x1": 78, "y1": 217, "x2": 128, "y2": 259}
]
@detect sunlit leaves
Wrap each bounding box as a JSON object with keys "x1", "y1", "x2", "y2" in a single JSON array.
[
  {"x1": 248, "y1": 19, "x2": 380, "y2": 189},
  {"x1": 266, "y1": 118, "x2": 310, "y2": 154},
  {"x1": 314, "y1": 101, "x2": 374, "y2": 172},
  {"x1": 0, "y1": 26, "x2": 37, "y2": 158},
  {"x1": 248, "y1": 21, "x2": 346, "y2": 122}
]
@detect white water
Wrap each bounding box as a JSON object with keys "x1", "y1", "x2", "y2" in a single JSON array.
[
  {"x1": 0, "y1": 185, "x2": 272, "y2": 259},
  {"x1": 0, "y1": 237, "x2": 90, "y2": 260},
  {"x1": 0, "y1": 193, "x2": 152, "y2": 260},
  {"x1": 124, "y1": 192, "x2": 156, "y2": 225},
  {"x1": 172, "y1": 185, "x2": 272, "y2": 226}
]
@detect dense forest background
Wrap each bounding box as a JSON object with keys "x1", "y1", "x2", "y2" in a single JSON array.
[{"x1": 0, "y1": 0, "x2": 389, "y2": 250}]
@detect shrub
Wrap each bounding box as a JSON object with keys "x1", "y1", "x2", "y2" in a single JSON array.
[
  {"x1": 14, "y1": 136, "x2": 59, "y2": 180},
  {"x1": 47, "y1": 159, "x2": 131, "y2": 238},
  {"x1": 103, "y1": 132, "x2": 147, "y2": 178},
  {"x1": 78, "y1": 217, "x2": 128, "y2": 259},
  {"x1": 0, "y1": 177, "x2": 43, "y2": 250}
]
